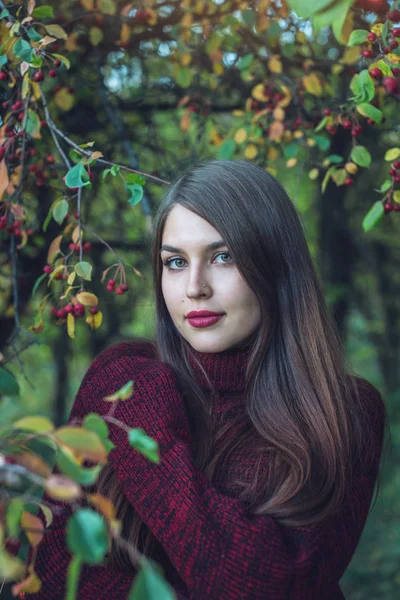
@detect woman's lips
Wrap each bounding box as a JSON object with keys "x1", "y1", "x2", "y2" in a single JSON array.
[{"x1": 187, "y1": 315, "x2": 224, "y2": 328}]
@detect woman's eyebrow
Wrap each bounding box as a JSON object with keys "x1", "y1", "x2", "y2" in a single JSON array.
[{"x1": 160, "y1": 240, "x2": 226, "y2": 253}]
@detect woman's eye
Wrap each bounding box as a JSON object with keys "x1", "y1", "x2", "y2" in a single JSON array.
[{"x1": 163, "y1": 251, "x2": 232, "y2": 270}]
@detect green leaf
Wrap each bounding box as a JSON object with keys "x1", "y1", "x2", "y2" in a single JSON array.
[
  {"x1": 373, "y1": 179, "x2": 391, "y2": 193},
  {"x1": 66, "y1": 509, "x2": 108, "y2": 564},
  {"x1": 129, "y1": 561, "x2": 176, "y2": 600},
  {"x1": 384, "y1": 148, "x2": 400, "y2": 161},
  {"x1": 57, "y1": 447, "x2": 102, "y2": 486},
  {"x1": 287, "y1": 0, "x2": 334, "y2": 18},
  {"x1": 176, "y1": 67, "x2": 193, "y2": 88},
  {"x1": 0, "y1": 8, "x2": 10, "y2": 18},
  {"x1": 32, "y1": 273, "x2": 47, "y2": 299},
  {"x1": 347, "y1": 29, "x2": 369, "y2": 46},
  {"x1": 74, "y1": 261, "x2": 92, "y2": 281},
  {"x1": 13, "y1": 416, "x2": 54, "y2": 433},
  {"x1": 313, "y1": 135, "x2": 331, "y2": 151},
  {"x1": 382, "y1": 20, "x2": 389, "y2": 48},
  {"x1": 362, "y1": 201, "x2": 384, "y2": 232},
  {"x1": 125, "y1": 172, "x2": 145, "y2": 185},
  {"x1": 126, "y1": 183, "x2": 143, "y2": 207},
  {"x1": 26, "y1": 109, "x2": 41, "y2": 138},
  {"x1": 27, "y1": 28, "x2": 42, "y2": 42},
  {"x1": 283, "y1": 143, "x2": 299, "y2": 159},
  {"x1": 13, "y1": 38, "x2": 33, "y2": 62},
  {"x1": 104, "y1": 380, "x2": 133, "y2": 402},
  {"x1": 237, "y1": 54, "x2": 254, "y2": 70},
  {"x1": 65, "y1": 164, "x2": 91, "y2": 189},
  {"x1": 350, "y1": 145, "x2": 371, "y2": 168},
  {"x1": 30, "y1": 55, "x2": 43, "y2": 68},
  {"x1": 51, "y1": 53, "x2": 70, "y2": 70},
  {"x1": 128, "y1": 428, "x2": 160, "y2": 464},
  {"x1": 217, "y1": 139, "x2": 236, "y2": 160},
  {"x1": 355, "y1": 103, "x2": 382, "y2": 124},
  {"x1": 314, "y1": 116, "x2": 328, "y2": 132},
  {"x1": 0, "y1": 54, "x2": 8, "y2": 67},
  {"x1": 42, "y1": 206, "x2": 54, "y2": 232},
  {"x1": 0, "y1": 367, "x2": 19, "y2": 398},
  {"x1": 32, "y1": 6, "x2": 54, "y2": 18},
  {"x1": 351, "y1": 69, "x2": 375, "y2": 103},
  {"x1": 52, "y1": 199, "x2": 69, "y2": 225},
  {"x1": 326, "y1": 154, "x2": 343, "y2": 164},
  {"x1": 6, "y1": 499, "x2": 24, "y2": 539},
  {"x1": 102, "y1": 164, "x2": 120, "y2": 181},
  {"x1": 376, "y1": 59, "x2": 393, "y2": 77},
  {"x1": 82, "y1": 413, "x2": 109, "y2": 441}
]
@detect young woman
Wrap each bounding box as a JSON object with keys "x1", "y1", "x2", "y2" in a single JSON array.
[{"x1": 28, "y1": 160, "x2": 388, "y2": 599}]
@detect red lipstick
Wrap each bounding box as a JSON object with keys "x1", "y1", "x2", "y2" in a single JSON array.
[{"x1": 186, "y1": 311, "x2": 224, "y2": 328}]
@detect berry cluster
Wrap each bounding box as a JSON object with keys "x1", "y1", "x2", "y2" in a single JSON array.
[
  {"x1": 105, "y1": 279, "x2": 129, "y2": 295},
  {"x1": 51, "y1": 302, "x2": 98, "y2": 320},
  {"x1": 68, "y1": 241, "x2": 92, "y2": 253},
  {"x1": 361, "y1": 24, "x2": 400, "y2": 95},
  {"x1": 0, "y1": 216, "x2": 34, "y2": 237}
]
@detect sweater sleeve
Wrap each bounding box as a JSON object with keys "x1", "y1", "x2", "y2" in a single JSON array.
[{"x1": 84, "y1": 363, "x2": 386, "y2": 600}]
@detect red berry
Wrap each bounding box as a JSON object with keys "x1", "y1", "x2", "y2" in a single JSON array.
[
  {"x1": 40, "y1": 120, "x2": 47, "y2": 127},
  {"x1": 108, "y1": 279, "x2": 116, "y2": 286},
  {"x1": 83, "y1": 241, "x2": 92, "y2": 251},
  {"x1": 46, "y1": 155, "x2": 55, "y2": 163},
  {"x1": 367, "y1": 118, "x2": 375, "y2": 125},
  {"x1": 393, "y1": 160, "x2": 400, "y2": 169},
  {"x1": 367, "y1": 32, "x2": 376, "y2": 42},
  {"x1": 362, "y1": 49, "x2": 373, "y2": 58},
  {"x1": 383, "y1": 47, "x2": 389, "y2": 54},
  {"x1": 384, "y1": 202, "x2": 393, "y2": 213},
  {"x1": 390, "y1": 40, "x2": 399, "y2": 50},
  {"x1": 327, "y1": 125, "x2": 336, "y2": 134},
  {"x1": 69, "y1": 242, "x2": 76, "y2": 251},
  {"x1": 65, "y1": 304, "x2": 73, "y2": 313},
  {"x1": 53, "y1": 59, "x2": 62, "y2": 67},
  {"x1": 53, "y1": 83, "x2": 62, "y2": 93},
  {"x1": 351, "y1": 128, "x2": 359, "y2": 137},
  {"x1": 120, "y1": 283, "x2": 129, "y2": 292},
  {"x1": 54, "y1": 272, "x2": 63, "y2": 280},
  {"x1": 7, "y1": 130, "x2": 15, "y2": 138},
  {"x1": 323, "y1": 108, "x2": 331, "y2": 116},
  {"x1": 90, "y1": 306, "x2": 99, "y2": 314},
  {"x1": 43, "y1": 265, "x2": 52, "y2": 274},
  {"x1": 383, "y1": 77, "x2": 400, "y2": 94},
  {"x1": 389, "y1": 168, "x2": 397, "y2": 176},
  {"x1": 342, "y1": 120, "x2": 352, "y2": 129},
  {"x1": 394, "y1": 29, "x2": 400, "y2": 38},
  {"x1": 0, "y1": 147, "x2": 5, "y2": 159},
  {"x1": 57, "y1": 308, "x2": 66, "y2": 319},
  {"x1": 393, "y1": 204, "x2": 400, "y2": 212},
  {"x1": 18, "y1": 111, "x2": 24, "y2": 121},
  {"x1": 51, "y1": 307, "x2": 58, "y2": 316},
  {"x1": 106, "y1": 284, "x2": 114, "y2": 292},
  {"x1": 388, "y1": 9, "x2": 400, "y2": 23},
  {"x1": 116, "y1": 285, "x2": 124, "y2": 295},
  {"x1": 33, "y1": 71, "x2": 45, "y2": 82},
  {"x1": 29, "y1": 164, "x2": 36, "y2": 173},
  {"x1": 392, "y1": 68, "x2": 400, "y2": 76},
  {"x1": 395, "y1": 175, "x2": 400, "y2": 183},
  {"x1": 49, "y1": 69, "x2": 57, "y2": 78},
  {"x1": 0, "y1": 71, "x2": 8, "y2": 81},
  {"x1": 370, "y1": 67, "x2": 382, "y2": 78}
]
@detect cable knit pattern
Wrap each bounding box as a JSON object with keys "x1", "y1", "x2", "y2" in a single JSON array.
[{"x1": 27, "y1": 341, "x2": 385, "y2": 600}]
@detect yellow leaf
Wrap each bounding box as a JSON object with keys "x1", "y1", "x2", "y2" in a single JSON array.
[
  {"x1": 267, "y1": 147, "x2": 279, "y2": 161},
  {"x1": 393, "y1": 191, "x2": 400, "y2": 204},
  {"x1": 72, "y1": 226, "x2": 81, "y2": 244},
  {"x1": 45, "y1": 474, "x2": 82, "y2": 501},
  {"x1": 89, "y1": 151, "x2": 103, "y2": 160},
  {"x1": 65, "y1": 32, "x2": 82, "y2": 52},
  {"x1": 384, "y1": 148, "x2": 400, "y2": 161},
  {"x1": 76, "y1": 292, "x2": 98, "y2": 306},
  {"x1": 210, "y1": 128, "x2": 224, "y2": 146},
  {"x1": 11, "y1": 571, "x2": 41, "y2": 596},
  {"x1": 0, "y1": 159, "x2": 9, "y2": 201},
  {"x1": 181, "y1": 13, "x2": 193, "y2": 28},
  {"x1": 332, "y1": 64, "x2": 344, "y2": 75},
  {"x1": 345, "y1": 162, "x2": 358, "y2": 175},
  {"x1": 276, "y1": 84, "x2": 292, "y2": 108},
  {"x1": 251, "y1": 83, "x2": 269, "y2": 102},
  {"x1": 0, "y1": 550, "x2": 25, "y2": 582},
  {"x1": 81, "y1": 0, "x2": 94, "y2": 9},
  {"x1": 48, "y1": 264, "x2": 65, "y2": 284},
  {"x1": 21, "y1": 512, "x2": 44, "y2": 547},
  {"x1": 88, "y1": 493, "x2": 116, "y2": 520},
  {"x1": 268, "y1": 55, "x2": 282, "y2": 74},
  {"x1": 213, "y1": 62, "x2": 224, "y2": 75},
  {"x1": 340, "y1": 46, "x2": 361, "y2": 65},
  {"x1": 307, "y1": 138, "x2": 316, "y2": 147},
  {"x1": 47, "y1": 235, "x2": 63, "y2": 264},
  {"x1": 28, "y1": 319, "x2": 44, "y2": 334},
  {"x1": 273, "y1": 107, "x2": 285, "y2": 121},
  {"x1": 180, "y1": 53, "x2": 192, "y2": 66},
  {"x1": 232, "y1": 110, "x2": 245, "y2": 116},
  {"x1": 60, "y1": 286, "x2": 73, "y2": 300},
  {"x1": 303, "y1": 73, "x2": 323, "y2": 97},
  {"x1": 309, "y1": 168, "x2": 319, "y2": 180},
  {"x1": 54, "y1": 88, "x2": 75, "y2": 112},
  {"x1": 371, "y1": 24, "x2": 383, "y2": 37},
  {"x1": 67, "y1": 271, "x2": 76, "y2": 285},
  {"x1": 244, "y1": 144, "x2": 258, "y2": 159},
  {"x1": 38, "y1": 36, "x2": 56, "y2": 47},
  {"x1": 234, "y1": 128, "x2": 247, "y2": 144},
  {"x1": 293, "y1": 130, "x2": 304, "y2": 139},
  {"x1": 180, "y1": 111, "x2": 190, "y2": 132},
  {"x1": 386, "y1": 53, "x2": 400, "y2": 65},
  {"x1": 287, "y1": 158, "x2": 297, "y2": 168},
  {"x1": 86, "y1": 310, "x2": 103, "y2": 330},
  {"x1": 98, "y1": 0, "x2": 116, "y2": 15},
  {"x1": 13, "y1": 416, "x2": 54, "y2": 433},
  {"x1": 120, "y1": 23, "x2": 130, "y2": 43},
  {"x1": 67, "y1": 313, "x2": 75, "y2": 339}
]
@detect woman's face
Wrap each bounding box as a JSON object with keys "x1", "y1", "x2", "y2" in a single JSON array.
[{"x1": 160, "y1": 205, "x2": 261, "y2": 353}]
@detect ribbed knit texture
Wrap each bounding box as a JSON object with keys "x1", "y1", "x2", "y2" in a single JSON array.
[{"x1": 26, "y1": 340, "x2": 385, "y2": 600}]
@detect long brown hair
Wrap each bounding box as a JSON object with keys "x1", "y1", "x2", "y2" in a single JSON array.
[{"x1": 97, "y1": 159, "x2": 389, "y2": 570}]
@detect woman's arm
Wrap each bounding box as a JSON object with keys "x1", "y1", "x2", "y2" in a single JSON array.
[{"x1": 71, "y1": 349, "x2": 386, "y2": 600}]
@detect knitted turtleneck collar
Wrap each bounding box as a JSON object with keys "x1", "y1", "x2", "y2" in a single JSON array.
[{"x1": 186, "y1": 344, "x2": 251, "y2": 394}]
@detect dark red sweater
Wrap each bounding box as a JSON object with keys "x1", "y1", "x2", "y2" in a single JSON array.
[{"x1": 27, "y1": 341, "x2": 385, "y2": 599}]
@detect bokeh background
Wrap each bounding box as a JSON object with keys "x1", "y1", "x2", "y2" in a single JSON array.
[{"x1": 1, "y1": 1, "x2": 399, "y2": 598}]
